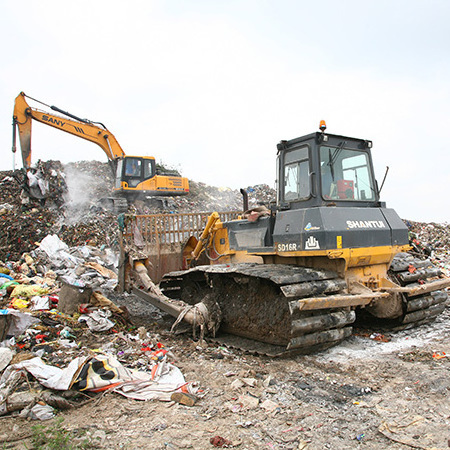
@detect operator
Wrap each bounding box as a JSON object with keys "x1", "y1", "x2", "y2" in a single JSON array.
[
  {"x1": 125, "y1": 159, "x2": 140, "y2": 177},
  {"x1": 321, "y1": 164, "x2": 336, "y2": 198}
]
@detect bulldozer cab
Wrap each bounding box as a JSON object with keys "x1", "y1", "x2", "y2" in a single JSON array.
[{"x1": 277, "y1": 131, "x2": 381, "y2": 210}]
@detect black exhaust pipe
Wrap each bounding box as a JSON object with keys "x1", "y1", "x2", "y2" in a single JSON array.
[{"x1": 240, "y1": 188, "x2": 248, "y2": 212}]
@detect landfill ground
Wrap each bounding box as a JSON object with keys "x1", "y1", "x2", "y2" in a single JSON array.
[
  {"x1": 1, "y1": 162, "x2": 449, "y2": 449},
  {"x1": 1, "y1": 304, "x2": 449, "y2": 450}
]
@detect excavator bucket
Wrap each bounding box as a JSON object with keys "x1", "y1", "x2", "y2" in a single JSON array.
[{"x1": 13, "y1": 92, "x2": 32, "y2": 168}]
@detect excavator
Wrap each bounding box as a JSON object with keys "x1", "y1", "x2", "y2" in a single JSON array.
[
  {"x1": 12, "y1": 92, "x2": 189, "y2": 209},
  {"x1": 121, "y1": 122, "x2": 450, "y2": 355}
]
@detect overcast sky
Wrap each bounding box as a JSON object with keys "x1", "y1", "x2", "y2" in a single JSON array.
[{"x1": 1, "y1": 0, "x2": 449, "y2": 223}]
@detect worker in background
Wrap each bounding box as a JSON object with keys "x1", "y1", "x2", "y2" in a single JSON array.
[{"x1": 125, "y1": 159, "x2": 140, "y2": 177}]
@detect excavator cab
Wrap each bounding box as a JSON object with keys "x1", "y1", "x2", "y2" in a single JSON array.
[
  {"x1": 115, "y1": 156, "x2": 156, "y2": 189},
  {"x1": 114, "y1": 154, "x2": 188, "y2": 201},
  {"x1": 277, "y1": 129, "x2": 380, "y2": 210}
]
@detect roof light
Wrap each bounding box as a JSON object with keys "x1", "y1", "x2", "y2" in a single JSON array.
[{"x1": 319, "y1": 120, "x2": 327, "y2": 132}]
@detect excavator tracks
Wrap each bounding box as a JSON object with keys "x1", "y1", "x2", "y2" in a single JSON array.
[
  {"x1": 386, "y1": 252, "x2": 448, "y2": 330},
  {"x1": 160, "y1": 263, "x2": 355, "y2": 356}
]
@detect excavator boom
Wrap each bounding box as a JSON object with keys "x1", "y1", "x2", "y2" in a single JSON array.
[
  {"x1": 12, "y1": 92, "x2": 189, "y2": 204},
  {"x1": 13, "y1": 92, "x2": 125, "y2": 167}
]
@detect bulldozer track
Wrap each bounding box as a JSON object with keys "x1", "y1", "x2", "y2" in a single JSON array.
[
  {"x1": 387, "y1": 252, "x2": 448, "y2": 331},
  {"x1": 160, "y1": 263, "x2": 356, "y2": 355},
  {"x1": 155, "y1": 255, "x2": 448, "y2": 355}
]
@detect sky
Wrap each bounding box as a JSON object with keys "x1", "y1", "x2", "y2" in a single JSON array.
[{"x1": 1, "y1": 0, "x2": 449, "y2": 223}]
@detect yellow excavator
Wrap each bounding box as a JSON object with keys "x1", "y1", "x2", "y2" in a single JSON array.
[
  {"x1": 12, "y1": 92, "x2": 189, "y2": 209},
  {"x1": 121, "y1": 122, "x2": 450, "y2": 356}
]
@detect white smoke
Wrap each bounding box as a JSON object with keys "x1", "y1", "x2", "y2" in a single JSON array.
[{"x1": 62, "y1": 165, "x2": 107, "y2": 224}]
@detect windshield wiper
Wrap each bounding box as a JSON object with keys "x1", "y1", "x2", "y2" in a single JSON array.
[
  {"x1": 329, "y1": 141, "x2": 346, "y2": 167},
  {"x1": 327, "y1": 148, "x2": 335, "y2": 180},
  {"x1": 327, "y1": 141, "x2": 346, "y2": 180}
]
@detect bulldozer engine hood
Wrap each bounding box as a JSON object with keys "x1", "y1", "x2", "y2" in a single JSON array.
[{"x1": 225, "y1": 207, "x2": 408, "y2": 253}]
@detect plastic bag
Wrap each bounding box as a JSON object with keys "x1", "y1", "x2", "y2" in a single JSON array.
[{"x1": 10, "y1": 285, "x2": 48, "y2": 299}]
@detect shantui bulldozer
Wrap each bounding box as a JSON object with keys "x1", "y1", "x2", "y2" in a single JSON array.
[
  {"x1": 12, "y1": 92, "x2": 189, "y2": 210},
  {"x1": 120, "y1": 122, "x2": 450, "y2": 355}
]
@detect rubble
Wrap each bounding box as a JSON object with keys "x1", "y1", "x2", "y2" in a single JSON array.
[
  {"x1": 406, "y1": 219, "x2": 450, "y2": 276},
  {"x1": 0, "y1": 237, "x2": 199, "y2": 423},
  {"x1": 0, "y1": 161, "x2": 275, "y2": 262}
]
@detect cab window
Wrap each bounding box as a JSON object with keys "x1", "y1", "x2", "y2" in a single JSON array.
[
  {"x1": 115, "y1": 160, "x2": 123, "y2": 189},
  {"x1": 125, "y1": 158, "x2": 141, "y2": 177},
  {"x1": 123, "y1": 158, "x2": 142, "y2": 188},
  {"x1": 143, "y1": 159, "x2": 155, "y2": 179},
  {"x1": 283, "y1": 146, "x2": 310, "y2": 201},
  {"x1": 320, "y1": 147, "x2": 375, "y2": 201}
]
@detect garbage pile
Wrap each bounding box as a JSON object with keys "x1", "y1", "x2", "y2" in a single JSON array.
[
  {"x1": 27, "y1": 160, "x2": 67, "y2": 208},
  {"x1": 0, "y1": 235, "x2": 198, "y2": 421},
  {"x1": 0, "y1": 196, "x2": 119, "y2": 262},
  {"x1": 0, "y1": 201, "x2": 56, "y2": 261},
  {"x1": 65, "y1": 161, "x2": 277, "y2": 214},
  {"x1": 0, "y1": 160, "x2": 68, "y2": 210},
  {"x1": 406, "y1": 220, "x2": 450, "y2": 276},
  {"x1": 0, "y1": 164, "x2": 119, "y2": 261},
  {"x1": 127, "y1": 181, "x2": 277, "y2": 215},
  {"x1": 177, "y1": 181, "x2": 276, "y2": 212},
  {"x1": 1, "y1": 161, "x2": 275, "y2": 261},
  {"x1": 0, "y1": 171, "x2": 22, "y2": 208},
  {"x1": 0, "y1": 165, "x2": 62, "y2": 260}
]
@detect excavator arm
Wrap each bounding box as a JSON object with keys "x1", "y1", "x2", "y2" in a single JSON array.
[
  {"x1": 12, "y1": 91, "x2": 189, "y2": 204},
  {"x1": 12, "y1": 92, "x2": 125, "y2": 169}
]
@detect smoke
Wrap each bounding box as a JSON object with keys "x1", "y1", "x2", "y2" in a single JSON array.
[{"x1": 63, "y1": 164, "x2": 111, "y2": 224}]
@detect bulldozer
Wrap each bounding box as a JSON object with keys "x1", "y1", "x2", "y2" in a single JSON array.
[{"x1": 120, "y1": 122, "x2": 450, "y2": 355}]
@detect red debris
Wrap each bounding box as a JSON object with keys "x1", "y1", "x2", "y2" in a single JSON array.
[{"x1": 210, "y1": 436, "x2": 233, "y2": 448}]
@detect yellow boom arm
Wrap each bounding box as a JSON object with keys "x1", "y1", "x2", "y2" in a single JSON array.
[{"x1": 13, "y1": 92, "x2": 125, "y2": 168}]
